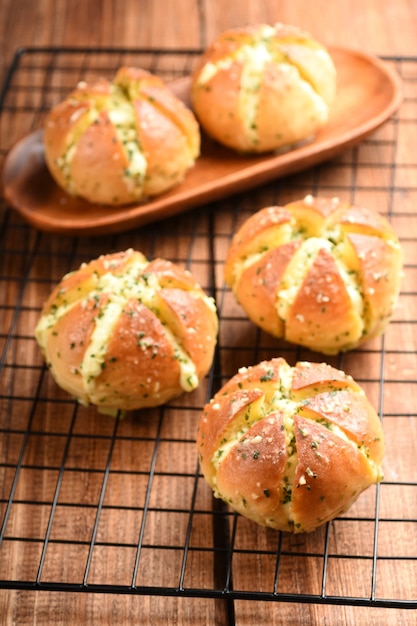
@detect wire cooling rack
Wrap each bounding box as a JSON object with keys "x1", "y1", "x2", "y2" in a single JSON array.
[{"x1": 0, "y1": 48, "x2": 416, "y2": 615}]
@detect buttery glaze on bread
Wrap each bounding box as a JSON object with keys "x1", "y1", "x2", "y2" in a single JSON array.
[
  {"x1": 35, "y1": 249, "x2": 218, "y2": 414},
  {"x1": 225, "y1": 195, "x2": 403, "y2": 354},
  {"x1": 197, "y1": 358, "x2": 384, "y2": 533},
  {"x1": 190, "y1": 23, "x2": 336, "y2": 153},
  {"x1": 44, "y1": 67, "x2": 200, "y2": 206}
]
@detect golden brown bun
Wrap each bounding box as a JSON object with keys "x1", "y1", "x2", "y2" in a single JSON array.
[
  {"x1": 44, "y1": 67, "x2": 200, "y2": 206},
  {"x1": 224, "y1": 196, "x2": 403, "y2": 354},
  {"x1": 197, "y1": 357, "x2": 384, "y2": 533},
  {"x1": 190, "y1": 23, "x2": 336, "y2": 153},
  {"x1": 35, "y1": 249, "x2": 218, "y2": 414}
]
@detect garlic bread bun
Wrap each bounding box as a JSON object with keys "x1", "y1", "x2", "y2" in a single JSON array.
[
  {"x1": 44, "y1": 67, "x2": 200, "y2": 206},
  {"x1": 35, "y1": 249, "x2": 218, "y2": 413},
  {"x1": 191, "y1": 23, "x2": 336, "y2": 153},
  {"x1": 224, "y1": 196, "x2": 403, "y2": 354},
  {"x1": 197, "y1": 357, "x2": 384, "y2": 533}
]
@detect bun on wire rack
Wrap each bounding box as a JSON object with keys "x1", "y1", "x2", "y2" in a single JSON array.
[
  {"x1": 224, "y1": 195, "x2": 403, "y2": 354},
  {"x1": 197, "y1": 357, "x2": 384, "y2": 533},
  {"x1": 35, "y1": 249, "x2": 218, "y2": 415}
]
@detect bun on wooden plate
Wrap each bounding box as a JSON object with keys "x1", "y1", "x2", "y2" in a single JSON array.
[
  {"x1": 35, "y1": 249, "x2": 218, "y2": 414},
  {"x1": 225, "y1": 195, "x2": 403, "y2": 354},
  {"x1": 43, "y1": 67, "x2": 200, "y2": 206},
  {"x1": 197, "y1": 357, "x2": 384, "y2": 533},
  {"x1": 190, "y1": 23, "x2": 336, "y2": 153}
]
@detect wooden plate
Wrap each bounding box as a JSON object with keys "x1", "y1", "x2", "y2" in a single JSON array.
[{"x1": 2, "y1": 47, "x2": 402, "y2": 236}]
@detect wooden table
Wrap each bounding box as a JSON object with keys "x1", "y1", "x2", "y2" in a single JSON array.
[{"x1": 1, "y1": 1, "x2": 416, "y2": 624}]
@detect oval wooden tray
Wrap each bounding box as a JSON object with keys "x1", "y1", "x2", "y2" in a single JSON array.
[{"x1": 2, "y1": 47, "x2": 402, "y2": 236}]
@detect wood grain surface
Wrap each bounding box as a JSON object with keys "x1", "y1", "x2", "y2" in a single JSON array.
[{"x1": 1, "y1": 1, "x2": 417, "y2": 625}]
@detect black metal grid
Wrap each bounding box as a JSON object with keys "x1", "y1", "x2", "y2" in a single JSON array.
[{"x1": 0, "y1": 48, "x2": 416, "y2": 613}]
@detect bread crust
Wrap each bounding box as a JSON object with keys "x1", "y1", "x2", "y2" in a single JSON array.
[
  {"x1": 44, "y1": 67, "x2": 200, "y2": 206},
  {"x1": 190, "y1": 23, "x2": 336, "y2": 153},
  {"x1": 224, "y1": 196, "x2": 403, "y2": 354},
  {"x1": 35, "y1": 249, "x2": 218, "y2": 413},
  {"x1": 197, "y1": 358, "x2": 384, "y2": 533}
]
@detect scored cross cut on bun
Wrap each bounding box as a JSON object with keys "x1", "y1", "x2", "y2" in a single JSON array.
[
  {"x1": 35, "y1": 249, "x2": 218, "y2": 414},
  {"x1": 224, "y1": 195, "x2": 403, "y2": 354},
  {"x1": 197, "y1": 357, "x2": 384, "y2": 533},
  {"x1": 43, "y1": 67, "x2": 200, "y2": 206},
  {"x1": 190, "y1": 23, "x2": 337, "y2": 153}
]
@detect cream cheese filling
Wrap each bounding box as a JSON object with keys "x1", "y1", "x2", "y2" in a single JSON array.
[
  {"x1": 236, "y1": 42, "x2": 272, "y2": 145},
  {"x1": 81, "y1": 297, "x2": 124, "y2": 397},
  {"x1": 196, "y1": 57, "x2": 234, "y2": 85},
  {"x1": 107, "y1": 88, "x2": 147, "y2": 197}
]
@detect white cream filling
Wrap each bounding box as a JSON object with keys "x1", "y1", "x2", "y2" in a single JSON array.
[
  {"x1": 236, "y1": 42, "x2": 272, "y2": 145},
  {"x1": 107, "y1": 91, "x2": 147, "y2": 196},
  {"x1": 81, "y1": 297, "x2": 124, "y2": 394},
  {"x1": 196, "y1": 57, "x2": 234, "y2": 85},
  {"x1": 335, "y1": 258, "x2": 363, "y2": 316},
  {"x1": 277, "y1": 237, "x2": 331, "y2": 320},
  {"x1": 276, "y1": 236, "x2": 364, "y2": 322},
  {"x1": 167, "y1": 333, "x2": 199, "y2": 392}
]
